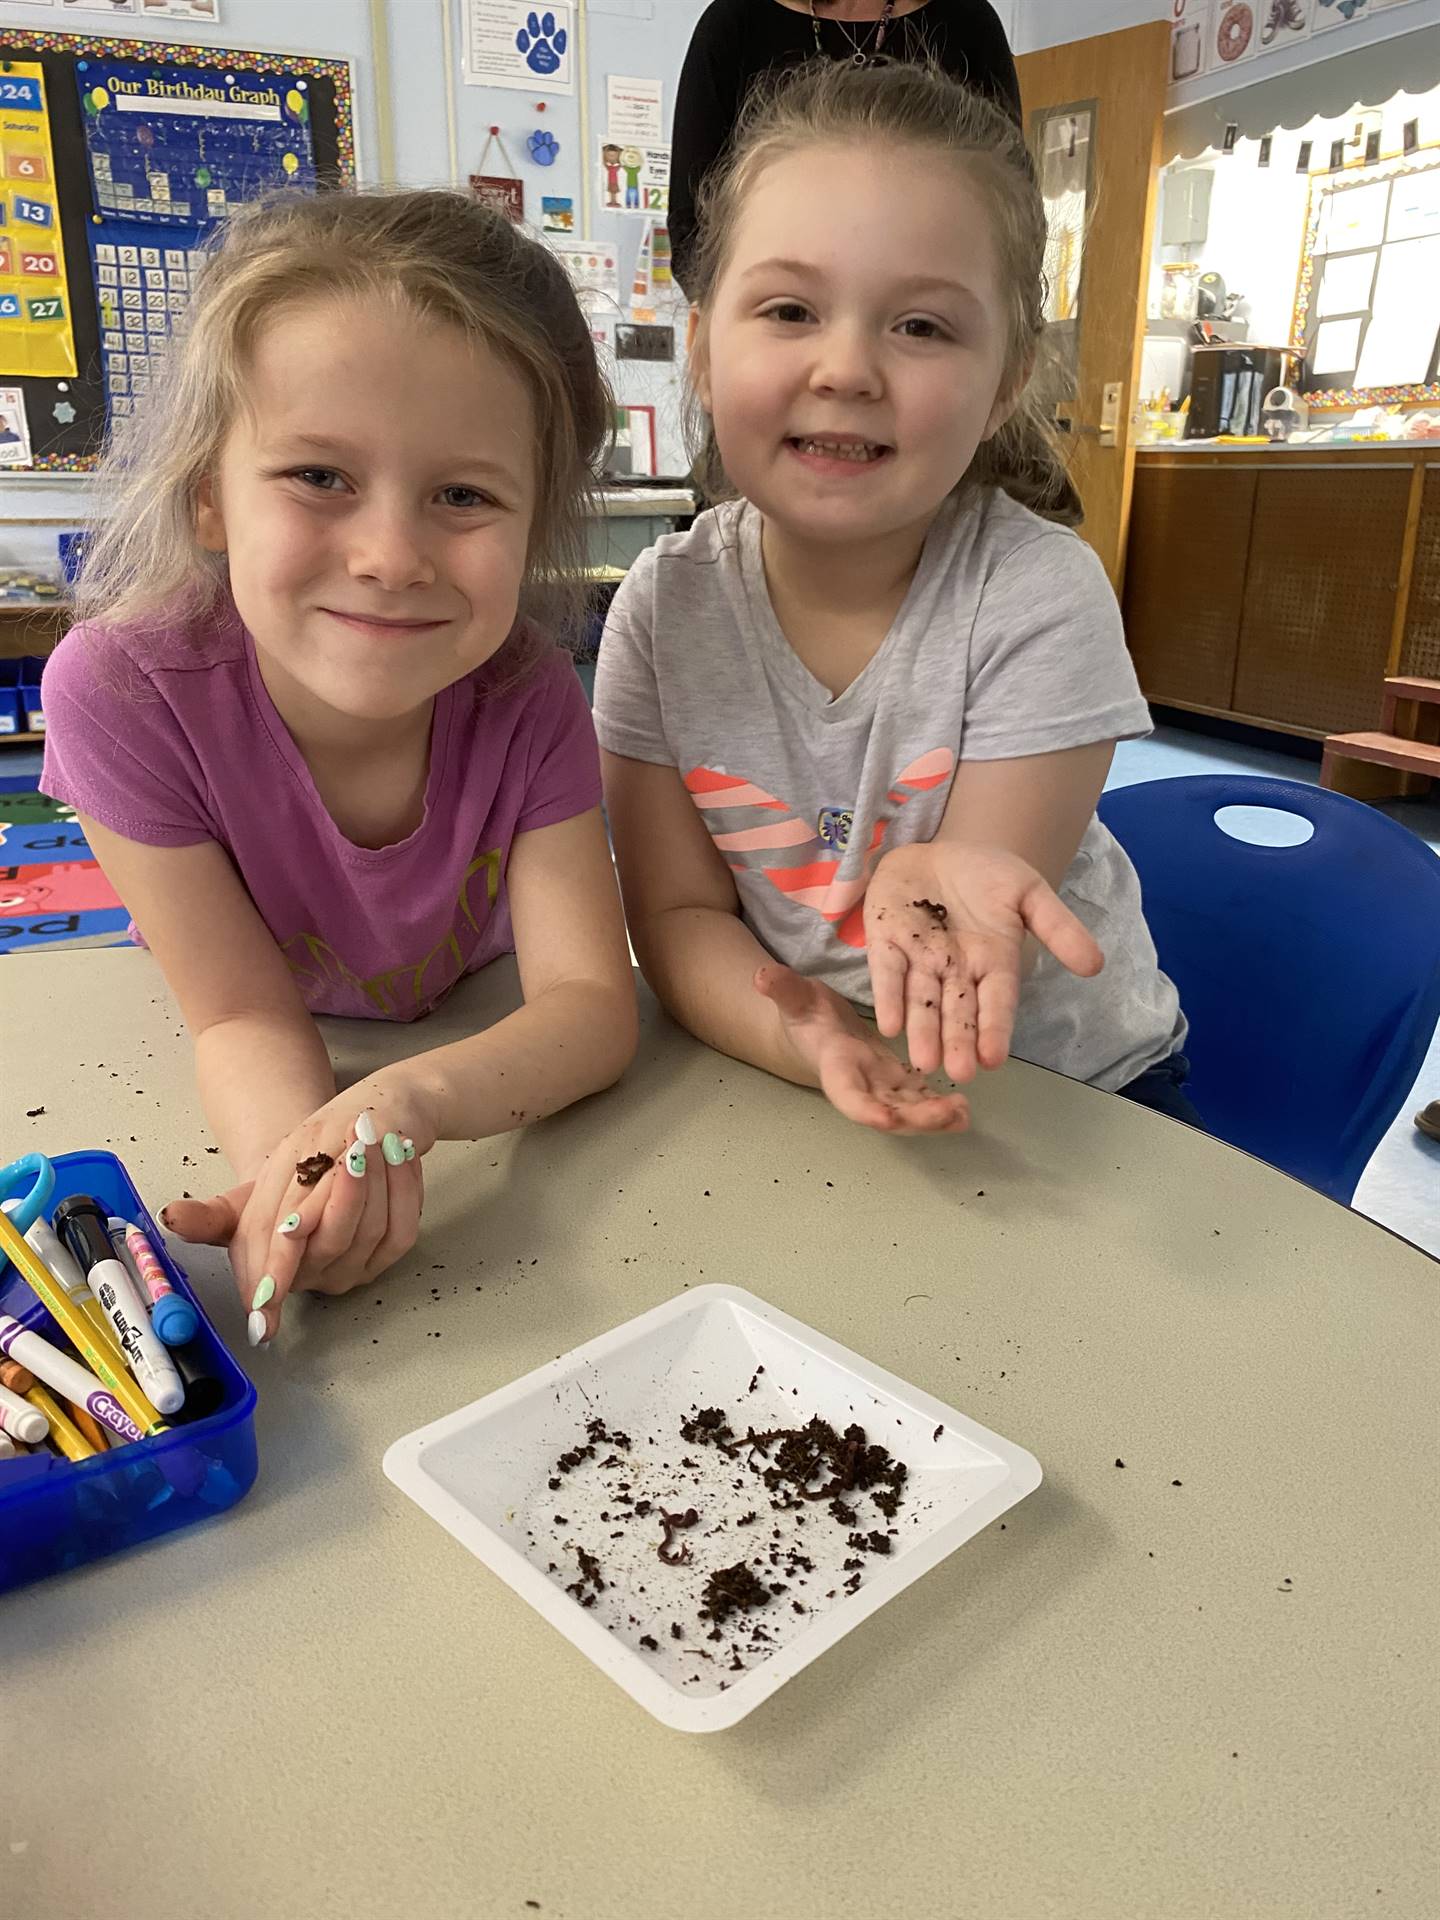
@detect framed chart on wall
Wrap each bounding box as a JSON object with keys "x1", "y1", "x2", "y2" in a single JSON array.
[
  {"x1": 0, "y1": 25, "x2": 355, "y2": 470},
  {"x1": 1292, "y1": 146, "x2": 1440, "y2": 412}
]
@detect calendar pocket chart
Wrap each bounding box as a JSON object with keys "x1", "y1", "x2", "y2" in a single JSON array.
[
  {"x1": 0, "y1": 58, "x2": 77, "y2": 378},
  {"x1": 0, "y1": 26, "x2": 353, "y2": 469},
  {"x1": 89, "y1": 215, "x2": 203, "y2": 423}
]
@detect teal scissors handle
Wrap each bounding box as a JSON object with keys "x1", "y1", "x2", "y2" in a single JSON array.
[{"x1": 0, "y1": 1152, "x2": 56, "y2": 1238}]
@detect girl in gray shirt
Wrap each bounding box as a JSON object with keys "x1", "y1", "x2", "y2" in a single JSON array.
[{"x1": 596, "y1": 60, "x2": 1189, "y2": 1134}]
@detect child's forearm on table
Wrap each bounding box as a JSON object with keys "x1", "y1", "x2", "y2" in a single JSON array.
[
  {"x1": 632, "y1": 905, "x2": 821, "y2": 1090},
  {"x1": 194, "y1": 1011, "x2": 338, "y2": 1180},
  {"x1": 402, "y1": 977, "x2": 638, "y2": 1141}
]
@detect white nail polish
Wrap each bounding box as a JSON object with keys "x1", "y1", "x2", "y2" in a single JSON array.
[
  {"x1": 278, "y1": 1212, "x2": 301, "y2": 1235},
  {"x1": 355, "y1": 1111, "x2": 378, "y2": 1146},
  {"x1": 247, "y1": 1310, "x2": 269, "y2": 1349}
]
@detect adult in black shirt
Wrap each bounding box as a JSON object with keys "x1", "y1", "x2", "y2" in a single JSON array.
[{"x1": 669, "y1": 0, "x2": 1022, "y2": 296}]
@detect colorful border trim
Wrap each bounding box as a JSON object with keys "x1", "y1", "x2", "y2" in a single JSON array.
[
  {"x1": 0, "y1": 27, "x2": 355, "y2": 469},
  {"x1": 1292, "y1": 144, "x2": 1440, "y2": 413}
]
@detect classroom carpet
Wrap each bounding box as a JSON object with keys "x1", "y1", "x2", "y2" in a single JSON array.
[{"x1": 0, "y1": 771, "x2": 130, "y2": 955}]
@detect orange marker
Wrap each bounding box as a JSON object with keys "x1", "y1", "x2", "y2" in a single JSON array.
[
  {"x1": 0, "y1": 1357, "x2": 34, "y2": 1395},
  {"x1": 64, "y1": 1398, "x2": 110, "y2": 1454}
]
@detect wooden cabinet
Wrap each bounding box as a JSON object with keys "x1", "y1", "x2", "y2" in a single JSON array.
[
  {"x1": 1124, "y1": 464, "x2": 1254, "y2": 711},
  {"x1": 1403, "y1": 467, "x2": 1440, "y2": 683},
  {"x1": 1124, "y1": 448, "x2": 1439, "y2": 738}
]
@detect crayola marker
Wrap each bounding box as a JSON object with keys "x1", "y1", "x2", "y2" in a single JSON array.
[{"x1": 0, "y1": 1208, "x2": 165, "y2": 1439}]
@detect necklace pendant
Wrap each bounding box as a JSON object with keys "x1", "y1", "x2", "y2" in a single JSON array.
[{"x1": 852, "y1": 49, "x2": 867, "y2": 65}]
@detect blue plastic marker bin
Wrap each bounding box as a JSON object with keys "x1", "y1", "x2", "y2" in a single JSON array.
[
  {"x1": 16, "y1": 655, "x2": 46, "y2": 735},
  {"x1": 0, "y1": 1149, "x2": 258, "y2": 1593},
  {"x1": 0, "y1": 660, "x2": 22, "y2": 735}
]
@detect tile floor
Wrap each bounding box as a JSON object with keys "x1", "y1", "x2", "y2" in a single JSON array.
[{"x1": 5, "y1": 716, "x2": 1434, "y2": 1259}]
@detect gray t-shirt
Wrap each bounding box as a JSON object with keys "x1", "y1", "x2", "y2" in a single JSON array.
[{"x1": 595, "y1": 489, "x2": 1185, "y2": 1092}]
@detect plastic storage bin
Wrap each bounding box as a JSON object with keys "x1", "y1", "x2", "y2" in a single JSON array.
[
  {"x1": 0, "y1": 1149, "x2": 258, "y2": 1593},
  {"x1": 16, "y1": 654, "x2": 46, "y2": 734},
  {"x1": 0, "y1": 660, "x2": 22, "y2": 735}
]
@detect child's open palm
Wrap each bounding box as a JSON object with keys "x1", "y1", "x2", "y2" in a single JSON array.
[
  {"x1": 865, "y1": 843, "x2": 1104, "y2": 1083},
  {"x1": 755, "y1": 964, "x2": 969, "y2": 1134}
]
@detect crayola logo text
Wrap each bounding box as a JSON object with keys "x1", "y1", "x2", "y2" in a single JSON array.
[{"x1": 90, "y1": 1393, "x2": 143, "y2": 1442}]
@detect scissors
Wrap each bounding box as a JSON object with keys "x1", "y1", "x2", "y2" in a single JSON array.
[{"x1": 0, "y1": 1152, "x2": 56, "y2": 1242}]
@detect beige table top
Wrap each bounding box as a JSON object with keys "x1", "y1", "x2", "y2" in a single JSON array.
[{"x1": 3, "y1": 949, "x2": 1436, "y2": 1920}]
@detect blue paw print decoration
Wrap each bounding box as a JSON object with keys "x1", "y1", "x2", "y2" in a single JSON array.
[
  {"x1": 517, "y1": 11, "x2": 567, "y2": 77},
  {"x1": 527, "y1": 128, "x2": 560, "y2": 167}
]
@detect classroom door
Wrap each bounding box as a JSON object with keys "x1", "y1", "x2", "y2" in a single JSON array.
[{"x1": 1016, "y1": 21, "x2": 1169, "y2": 591}]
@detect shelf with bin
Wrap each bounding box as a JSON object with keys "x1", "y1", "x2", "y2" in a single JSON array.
[{"x1": 0, "y1": 653, "x2": 47, "y2": 744}]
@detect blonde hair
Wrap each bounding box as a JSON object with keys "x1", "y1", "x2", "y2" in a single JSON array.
[
  {"x1": 686, "y1": 60, "x2": 1079, "y2": 526},
  {"x1": 76, "y1": 189, "x2": 611, "y2": 676}
]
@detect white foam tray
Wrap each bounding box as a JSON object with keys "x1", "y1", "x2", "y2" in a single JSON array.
[{"x1": 383, "y1": 1284, "x2": 1041, "y2": 1733}]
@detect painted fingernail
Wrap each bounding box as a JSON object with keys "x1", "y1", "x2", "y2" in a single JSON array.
[
  {"x1": 278, "y1": 1212, "x2": 301, "y2": 1235},
  {"x1": 344, "y1": 1142, "x2": 367, "y2": 1179},
  {"x1": 355, "y1": 1110, "x2": 379, "y2": 1147},
  {"x1": 402, "y1": 1138, "x2": 416, "y2": 1162},
  {"x1": 382, "y1": 1132, "x2": 406, "y2": 1166},
  {"x1": 251, "y1": 1275, "x2": 276, "y2": 1312},
  {"x1": 246, "y1": 1310, "x2": 269, "y2": 1349}
]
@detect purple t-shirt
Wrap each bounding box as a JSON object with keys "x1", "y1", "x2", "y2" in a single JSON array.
[{"x1": 40, "y1": 610, "x2": 601, "y2": 1021}]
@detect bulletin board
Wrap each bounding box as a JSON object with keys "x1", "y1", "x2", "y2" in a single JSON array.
[
  {"x1": 1292, "y1": 146, "x2": 1440, "y2": 412},
  {"x1": 0, "y1": 26, "x2": 354, "y2": 471}
]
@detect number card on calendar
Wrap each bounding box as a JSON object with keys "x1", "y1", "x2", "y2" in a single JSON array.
[{"x1": 0, "y1": 59, "x2": 77, "y2": 378}]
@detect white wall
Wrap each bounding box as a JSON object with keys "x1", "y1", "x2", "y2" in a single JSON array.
[
  {"x1": 1012, "y1": 0, "x2": 1168, "y2": 56},
  {"x1": 1152, "y1": 77, "x2": 1440, "y2": 351},
  {"x1": 0, "y1": 0, "x2": 383, "y2": 175},
  {"x1": 387, "y1": 0, "x2": 711, "y2": 475},
  {"x1": 0, "y1": 0, "x2": 711, "y2": 548}
]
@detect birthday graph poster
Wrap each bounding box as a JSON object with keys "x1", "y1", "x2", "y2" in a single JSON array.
[
  {"x1": 76, "y1": 60, "x2": 317, "y2": 228},
  {"x1": 76, "y1": 61, "x2": 316, "y2": 426}
]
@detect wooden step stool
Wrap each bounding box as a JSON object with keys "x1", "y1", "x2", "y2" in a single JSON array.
[{"x1": 1322, "y1": 677, "x2": 1440, "y2": 802}]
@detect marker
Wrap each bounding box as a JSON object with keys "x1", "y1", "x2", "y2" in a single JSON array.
[
  {"x1": 114, "y1": 1219, "x2": 198, "y2": 1347},
  {"x1": 64, "y1": 1398, "x2": 110, "y2": 1455},
  {"x1": 0, "y1": 1357, "x2": 33, "y2": 1395},
  {"x1": 54, "y1": 1197, "x2": 184, "y2": 1419},
  {"x1": 0, "y1": 1380, "x2": 48, "y2": 1445},
  {"x1": 25, "y1": 1382, "x2": 97, "y2": 1463},
  {"x1": 22, "y1": 1212, "x2": 130, "y2": 1376},
  {"x1": 0, "y1": 1313, "x2": 146, "y2": 1446},
  {"x1": 168, "y1": 1338, "x2": 226, "y2": 1423}
]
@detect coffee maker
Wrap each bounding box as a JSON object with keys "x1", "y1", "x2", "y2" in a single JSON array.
[{"x1": 1187, "y1": 344, "x2": 1299, "y2": 439}]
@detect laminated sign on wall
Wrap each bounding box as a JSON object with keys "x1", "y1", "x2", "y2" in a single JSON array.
[
  {"x1": 598, "y1": 139, "x2": 668, "y2": 215},
  {"x1": 466, "y1": 2, "x2": 574, "y2": 96}
]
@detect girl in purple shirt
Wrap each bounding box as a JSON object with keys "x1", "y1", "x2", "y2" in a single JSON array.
[{"x1": 41, "y1": 191, "x2": 637, "y2": 1345}]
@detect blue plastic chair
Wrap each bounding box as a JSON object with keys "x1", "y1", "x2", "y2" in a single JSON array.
[{"x1": 1098, "y1": 774, "x2": 1440, "y2": 1204}]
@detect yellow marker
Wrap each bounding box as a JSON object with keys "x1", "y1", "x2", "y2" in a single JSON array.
[
  {"x1": 25, "y1": 1383, "x2": 96, "y2": 1463},
  {"x1": 0, "y1": 1210, "x2": 166, "y2": 1438}
]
